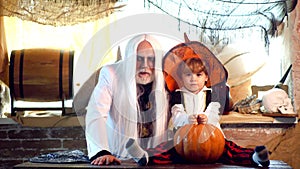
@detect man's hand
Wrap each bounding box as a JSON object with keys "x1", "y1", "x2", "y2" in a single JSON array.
[{"x1": 91, "y1": 155, "x2": 121, "y2": 165}]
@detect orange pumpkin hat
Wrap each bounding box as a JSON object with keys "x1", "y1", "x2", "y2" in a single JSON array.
[{"x1": 163, "y1": 41, "x2": 228, "y2": 92}]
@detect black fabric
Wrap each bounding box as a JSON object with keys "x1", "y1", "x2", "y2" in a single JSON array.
[
  {"x1": 137, "y1": 82, "x2": 156, "y2": 148},
  {"x1": 137, "y1": 82, "x2": 154, "y2": 112},
  {"x1": 89, "y1": 150, "x2": 112, "y2": 161},
  {"x1": 211, "y1": 82, "x2": 232, "y2": 115},
  {"x1": 137, "y1": 154, "x2": 148, "y2": 166},
  {"x1": 29, "y1": 150, "x2": 90, "y2": 163}
]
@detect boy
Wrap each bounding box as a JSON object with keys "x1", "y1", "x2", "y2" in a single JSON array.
[{"x1": 126, "y1": 44, "x2": 270, "y2": 167}]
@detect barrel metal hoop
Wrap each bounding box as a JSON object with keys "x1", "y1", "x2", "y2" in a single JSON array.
[
  {"x1": 59, "y1": 50, "x2": 64, "y2": 100},
  {"x1": 9, "y1": 50, "x2": 16, "y2": 98},
  {"x1": 69, "y1": 50, "x2": 74, "y2": 98},
  {"x1": 19, "y1": 49, "x2": 25, "y2": 99}
]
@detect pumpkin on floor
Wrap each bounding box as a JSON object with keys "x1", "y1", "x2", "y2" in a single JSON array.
[{"x1": 174, "y1": 124, "x2": 225, "y2": 163}]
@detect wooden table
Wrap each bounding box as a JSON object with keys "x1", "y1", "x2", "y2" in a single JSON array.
[{"x1": 13, "y1": 160, "x2": 292, "y2": 169}]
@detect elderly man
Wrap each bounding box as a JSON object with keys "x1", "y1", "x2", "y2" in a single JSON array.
[{"x1": 85, "y1": 34, "x2": 169, "y2": 165}]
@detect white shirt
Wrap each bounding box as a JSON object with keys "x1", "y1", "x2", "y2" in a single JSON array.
[{"x1": 169, "y1": 86, "x2": 224, "y2": 136}]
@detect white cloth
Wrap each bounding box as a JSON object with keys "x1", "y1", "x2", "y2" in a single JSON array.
[{"x1": 85, "y1": 34, "x2": 169, "y2": 160}]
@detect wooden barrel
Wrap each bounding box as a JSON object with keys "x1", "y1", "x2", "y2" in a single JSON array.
[{"x1": 9, "y1": 49, "x2": 74, "y2": 102}]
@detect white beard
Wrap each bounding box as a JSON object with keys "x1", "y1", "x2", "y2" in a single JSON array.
[
  {"x1": 135, "y1": 68, "x2": 154, "y2": 85},
  {"x1": 136, "y1": 74, "x2": 154, "y2": 85}
]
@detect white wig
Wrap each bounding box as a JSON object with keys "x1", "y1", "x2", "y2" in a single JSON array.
[{"x1": 110, "y1": 34, "x2": 169, "y2": 155}]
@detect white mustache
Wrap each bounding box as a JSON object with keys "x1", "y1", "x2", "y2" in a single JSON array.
[{"x1": 137, "y1": 69, "x2": 152, "y2": 74}]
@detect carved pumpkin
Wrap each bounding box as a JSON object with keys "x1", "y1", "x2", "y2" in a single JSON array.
[{"x1": 174, "y1": 124, "x2": 225, "y2": 163}]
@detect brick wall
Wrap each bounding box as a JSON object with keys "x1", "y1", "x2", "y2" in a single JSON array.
[
  {"x1": 0, "y1": 124, "x2": 87, "y2": 169},
  {"x1": 0, "y1": 122, "x2": 293, "y2": 169}
]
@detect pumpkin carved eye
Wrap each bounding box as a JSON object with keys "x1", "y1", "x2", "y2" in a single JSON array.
[{"x1": 174, "y1": 124, "x2": 225, "y2": 163}]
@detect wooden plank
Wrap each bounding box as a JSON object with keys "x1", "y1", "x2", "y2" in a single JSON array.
[
  {"x1": 13, "y1": 160, "x2": 292, "y2": 169},
  {"x1": 262, "y1": 113, "x2": 298, "y2": 117}
]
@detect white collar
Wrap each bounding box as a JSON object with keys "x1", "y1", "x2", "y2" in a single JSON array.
[{"x1": 175, "y1": 86, "x2": 211, "y2": 94}]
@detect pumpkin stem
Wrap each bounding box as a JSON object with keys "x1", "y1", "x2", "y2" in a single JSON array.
[{"x1": 197, "y1": 115, "x2": 201, "y2": 125}]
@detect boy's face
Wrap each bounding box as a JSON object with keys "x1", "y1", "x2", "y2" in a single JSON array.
[
  {"x1": 136, "y1": 40, "x2": 155, "y2": 85},
  {"x1": 181, "y1": 70, "x2": 208, "y2": 94}
]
